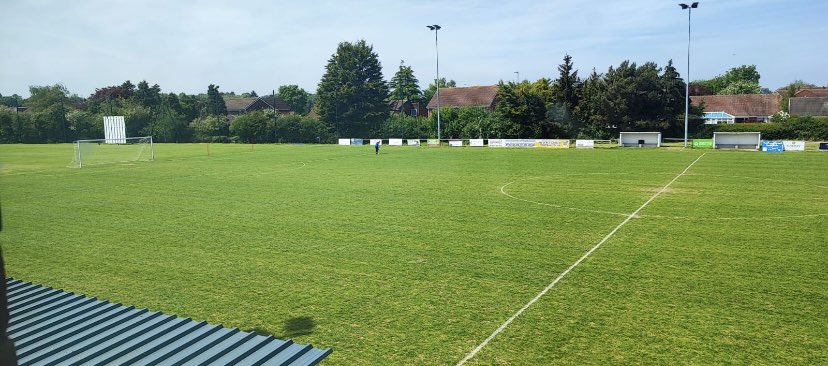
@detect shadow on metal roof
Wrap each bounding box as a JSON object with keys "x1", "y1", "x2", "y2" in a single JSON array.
[{"x1": 6, "y1": 278, "x2": 331, "y2": 365}]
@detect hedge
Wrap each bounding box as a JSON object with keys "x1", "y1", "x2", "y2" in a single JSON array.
[{"x1": 695, "y1": 116, "x2": 828, "y2": 141}]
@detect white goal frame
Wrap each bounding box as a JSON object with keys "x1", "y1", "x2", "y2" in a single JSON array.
[{"x1": 72, "y1": 136, "x2": 154, "y2": 168}]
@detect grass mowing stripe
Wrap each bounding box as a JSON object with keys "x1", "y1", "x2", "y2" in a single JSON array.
[{"x1": 456, "y1": 152, "x2": 707, "y2": 365}]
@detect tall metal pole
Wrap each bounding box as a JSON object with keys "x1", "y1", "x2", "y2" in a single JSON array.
[
  {"x1": 434, "y1": 27, "x2": 441, "y2": 141},
  {"x1": 680, "y1": 3, "x2": 698, "y2": 148},
  {"x1": 684, "y1": 7, "x2": 691, "y2": 148},
  {"x1": 428, "y1": 25, "x2": 442, "y2": 141}
]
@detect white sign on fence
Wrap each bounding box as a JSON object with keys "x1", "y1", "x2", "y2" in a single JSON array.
[
  {"x1": 389, "y1": 138, "x2": 403, "y2": 146},
  {"x1": 576, "y1": 139, "x2": 595, "y2": 148},
  {"x1": 488, "y1": 139, "x2": 504, "y2": 147},
  {"x1": 782, "y1": 140, "x2": 806, "y2": 151},
  {"x1": 369, "y1": 139, "x2": 382, "y2": 146},
  {"x1": 535, "y1": 139, "x2": 570, "y2": 148},
  {"x1": 469, "y1": 139, "x2": 485, "y2": 147},
  {"x1": 338, "y1": 138, "x2": 350, "y2": 145},
  {"x1": 503, "y1": 139, "x2": 537, "y2": 148},
  {"x1": 407, "y1": 139, "x2": 420, "y2": 146},
  {"x1": 449, "y1": 140, "x2": 464, "y2": 147}
]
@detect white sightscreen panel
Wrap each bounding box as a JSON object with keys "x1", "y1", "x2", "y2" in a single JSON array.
[
  {"x1": 714, "y1": 132, "x2": 760, "y2": 147},
  {"x1": 103, "y1": 116, "x2": 126, "y2": 144}
]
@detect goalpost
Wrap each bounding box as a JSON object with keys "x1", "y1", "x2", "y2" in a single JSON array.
[
  {"x1": 69, "y1": 116, "x2": 154, "y2": 168},
  {"x1": 70, "y1": 136, "x2": 154, "y2": 168}
]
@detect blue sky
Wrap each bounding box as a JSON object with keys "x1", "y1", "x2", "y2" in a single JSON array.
[{"x1": 1, "y1": 0, "x2": 826, "y2": 98}]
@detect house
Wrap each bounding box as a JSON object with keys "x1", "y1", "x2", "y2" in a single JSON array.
[
  {"x1": 426, "y1": 85, "x2": 499, "y2": 112},
  {"x1": 389, "y1": 100, "x2": 427, "y2": 117},
  {"x1": 793, "y1": 87, "x2": 828, "y2": 98},
  {"x1": 789, "y1": 97, "x2": 828, "y2": 117},
  {"x1": 691, "y1": 94, "x2": 780, "y2": 124},
  {"x1": 223, "y1": 96, "x2": 290, "y2": 116}
]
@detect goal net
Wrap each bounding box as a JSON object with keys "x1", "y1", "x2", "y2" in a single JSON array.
[{"x1": 69, "y1": 136, "x2": 154, "y2": 168}]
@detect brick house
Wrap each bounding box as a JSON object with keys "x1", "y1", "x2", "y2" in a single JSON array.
[
  {"x1": 389, "y1": 100, "x2": 428, "y2": 117},
  {"x1": 691, "y1": 94, "x2": 781, "y2": 124}
]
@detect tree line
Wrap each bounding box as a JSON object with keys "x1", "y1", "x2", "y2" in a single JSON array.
[{"x1": 2, "y1": 38, "x2": 818, "y2": 144}]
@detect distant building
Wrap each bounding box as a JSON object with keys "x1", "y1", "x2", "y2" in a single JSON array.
[
  {"x1": 793, "y1": 87, "x2": 828, "y2": 98},
  {"x1": 223, "y1": 96, "x2": 290, "y2": 116},
  {"x1": 389, "y1": 100, "x2": 427, "y2": 117},
  {"x1": 691, "y1": 94, "x2": 781, "y2": 124},
  {"x1": 426, "y1": 85, "x2": 499, "y2": 112},
  {"x1": 789, "y1": 97, "x2": 828, "y2": 117}
]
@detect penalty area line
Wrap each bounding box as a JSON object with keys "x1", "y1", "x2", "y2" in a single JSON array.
[{"x1": 456, "y1": 152, "x2": 706, "y2": 366}]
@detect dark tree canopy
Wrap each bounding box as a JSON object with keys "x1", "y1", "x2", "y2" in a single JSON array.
[
  {"x1": 316, "y1": 40, "x2": 389, "y2": 137},
  {"x1": 389, "y1": 62, "x2": 422, "y2": 102},
  {"x1": 278, "y1": 85, "x2": 311, "y2": 115},
  {"x1": 205, "y1": 84, "x2": 227, "y2": 116}
]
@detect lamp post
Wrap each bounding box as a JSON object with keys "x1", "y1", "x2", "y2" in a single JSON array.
[
  {"x1": 679, "y1": 2, "x2": 698, "y2": 148},
  {"x1": 514, "y1": 71, "x2": 520, "y2": 83},
  {"x1": 427, "y1": 24, "x2": 441, "y2": 141}
]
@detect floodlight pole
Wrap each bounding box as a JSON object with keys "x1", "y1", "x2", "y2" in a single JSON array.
[
  {"x1": 679, "y1": 2, "x2": 698, "y2": 148},
  {"x1": 428, "y1": 24, "x2": 442, "y2": 141}
]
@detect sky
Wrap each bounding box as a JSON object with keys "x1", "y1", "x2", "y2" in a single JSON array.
[{"x1": 1, "y1": 0, "x2": 826, "y2": 98}]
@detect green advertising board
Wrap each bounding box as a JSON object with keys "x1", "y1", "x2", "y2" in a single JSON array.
[{"x1": 692, "y1": 139, "x2": 714, "y2": 149}]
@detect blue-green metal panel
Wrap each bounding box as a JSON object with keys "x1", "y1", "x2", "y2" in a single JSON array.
[{"x1": 5, "y1": 278, "x2": 331, "y2": 366}]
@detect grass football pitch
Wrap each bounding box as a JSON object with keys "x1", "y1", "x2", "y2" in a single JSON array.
[{"x1": 1, "y1": 143, "x2": 825, "y2": 365}]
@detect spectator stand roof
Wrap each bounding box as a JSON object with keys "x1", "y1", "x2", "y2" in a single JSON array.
[{"x1": 6, "y1": 278, "x2": 331, "y2": 366}]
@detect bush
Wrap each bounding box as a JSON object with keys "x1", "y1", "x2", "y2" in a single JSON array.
[
  {"x1": 274, "y1": 113, "x2": 334, "y2": 143},
  {"x1": 189, "y1": 115, "x2": 230, "y2": 142},
  {"x1": 230, "y1": 111, "x2": 272, "y2": 143},
  {"x1": 375, "y1": 115, "x2": 434, "y2": 139}
]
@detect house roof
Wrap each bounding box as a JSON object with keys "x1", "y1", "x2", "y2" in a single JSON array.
[
  {"x1": 789, "y1": 97, "x2": 828, "y2": 116},
  {"x1": 259, "y1": 96, "x2": 291, "y2": 111},
  {"x1": 6, "y1": 278, "x2": 331, "y2": 365},
  {"x1": 223, "y1": 97, "x2": 259, "y2": 112},
  {"x1": 426, "y1": 85, "x2": 499, "y2": 109},
  {"x1": 223, "y1": 97, "x2": 291, "y2": 112},
  {"x1": 794, "y1": 88, "x2": 828, "y2": 97},
  {"x1": 691, "y1": 94, "x2": 780, "y2": 117}
]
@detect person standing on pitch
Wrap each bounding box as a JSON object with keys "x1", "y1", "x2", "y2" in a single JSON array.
[{"x1": 375, "y1": 141, "x2": 380, "y2": 154}]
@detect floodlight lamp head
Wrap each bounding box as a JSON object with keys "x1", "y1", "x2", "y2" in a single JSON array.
[
  {"x1": 679, "y1": 3, "x2": 689, "y2": 9},
  {"x1": 691, "y1": 2, "x2": 699, "y2": 8},
  {"x1": 427, "y1": 25, "x2": 441, "y2": 30}
]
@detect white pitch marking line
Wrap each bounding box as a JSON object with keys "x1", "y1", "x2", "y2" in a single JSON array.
[{"x1": 456, "y1": 153, "x2": 707, "y2": 366}]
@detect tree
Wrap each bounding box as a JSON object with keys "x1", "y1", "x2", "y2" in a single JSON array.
[
  {"x1": 27, "y1": 84, "x2": 71, "y2": 142},
  {"x1": 205, "y1": 84, "x2": 227, "y2": 116},
  {"x1": 423, "y1": 78, "x2": 456, "y2": 106},
  {"x1": 277, "y1": 85, "x2": 311, "y2": 115},
  {"x1": 495, "y1": 80, "x2": 557, "y2": 138},
  {"x1": 389, "y1": 61, "x2": 422, "y2": 102},
  {"x1": 316, "y1": 40, "x2": 389, "y2": 137},
  {"x1": 695, "y1": 65, "x2": 761, "y2": 95},
  {"x1": 134, "y1": 80, "x2": 162, "y2": 109},
  {"x1": 550, "y1": 54, "x2": 583, "y2": 136},
  {"x1": 719, "y1": 80, "x2": 761, "y2": 95},
  {"x1": 554, "y1": 54, "x2": 581, "y2": 109}
]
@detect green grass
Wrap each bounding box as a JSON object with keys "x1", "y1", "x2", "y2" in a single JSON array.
[{"x1": 1, "y1": 144, "x2": 825, "y2": 365}]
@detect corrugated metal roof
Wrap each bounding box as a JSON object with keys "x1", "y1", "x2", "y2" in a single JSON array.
[{"x1": 5, "y1": 278, "x2": 332, "y2": 366}]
